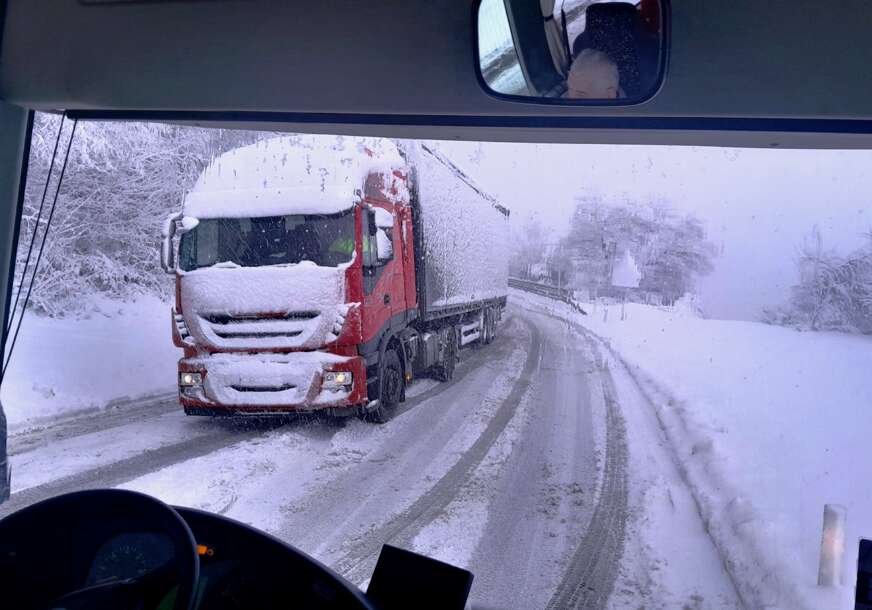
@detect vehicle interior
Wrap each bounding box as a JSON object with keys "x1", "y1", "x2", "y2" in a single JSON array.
[{"x1": 1, "y1": 1, "x2": 871, "y2": 609}]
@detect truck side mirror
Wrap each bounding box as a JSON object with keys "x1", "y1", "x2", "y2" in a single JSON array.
[
  {"x1": 367, "y1": 208, "x2": 378, "y2": 237},
  {"x1": 375, "y1": 228, "x2": 393, "y2": 263},
  {"x1": 161, "y1": 212, "x2": 182, "y2": 274}
]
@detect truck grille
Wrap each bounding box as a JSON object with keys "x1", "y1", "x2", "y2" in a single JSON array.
[
  {"x1": 198, "y1": 311, "x2": 322, "y2": 345},
  {"x1": 230, "y1": 383, "x2": 297, "y2": 393},
  {"x1": 204, "y1": 312, "x2": 319, "y2": 323},
  {"x1": 173, "y1": 310, "x2": 193, "y2": 345}
]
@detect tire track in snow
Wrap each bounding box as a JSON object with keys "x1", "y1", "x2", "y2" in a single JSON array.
[
  {"x1": 0, "y1": 379, "x2": 469, "y2": 519},
  {"x1": 1, "y1": 317, "x2": 523, "y2": 519},
  {"x1": 507, "y1": 293, "x2": 630, "y2": 610},
  {"x1": 513, "y1": 289, "x2": 740, "y2": 609},
  {"x1": 0, "y1": 425, "x2": 272, "y2": 517},
  {"x1": 580, "y1": 328, "x2": 750, "y2": 609},
  {"x1": 544, "y1": 356, "x2": 629, "y2": 610},
  {"x1": 8, "y1": 392, "x2": 178, "y2": 456},
  {"x1": 334, "y1": 318, "x2": 542, "y2": 586}
]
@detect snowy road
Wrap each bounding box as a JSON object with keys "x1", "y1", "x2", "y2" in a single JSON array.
[{"x1": 0, "y1": 304, "x2": 740, "y2": 608}]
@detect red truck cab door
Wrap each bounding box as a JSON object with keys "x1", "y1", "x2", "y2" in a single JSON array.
[
  {"x1": 360, "y1": 206, "x2": 398, "y2": 346},
  {"x1": 395, "y1": 204, "x2": 416, "y2": 316}
]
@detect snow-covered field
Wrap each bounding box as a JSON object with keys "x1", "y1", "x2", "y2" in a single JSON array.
[
  {"x1": 1, "y1": 295, "x2": 177, "y2": 429},
  {"x1": 513, "y1": 289, "x2": 872, "y2": 609}
]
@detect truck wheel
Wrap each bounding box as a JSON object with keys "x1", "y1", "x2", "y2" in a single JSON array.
[
  {"x1": 366, "y1": 348, "x2": 403, "y2": 423},
  {"x1": 482, "y1": 308, "x2": 494, "y2": 345},
  {"x1": 433, "y1": 328, "x2": 457, "y2": 382},
  {"x1": 488, "y1": 308, "x2": 498, "y2": 342}
]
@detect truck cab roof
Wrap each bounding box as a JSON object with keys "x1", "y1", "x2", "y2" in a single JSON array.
[{"x1": 183, "y1": 136, "x2": 407, "y2": 219}]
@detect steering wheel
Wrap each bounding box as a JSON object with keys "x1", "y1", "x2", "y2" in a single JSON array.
[
  {"x1": 0, "y1": 489, "x2": 198, "y2": 610},
  {"x1": 0, "y1": 489, "x2": 376, "y2": 610}
]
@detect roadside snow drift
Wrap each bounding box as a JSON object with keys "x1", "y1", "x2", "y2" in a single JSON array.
[{"x1": 1, "y1": 295, "x2": 177, "y2": 429}]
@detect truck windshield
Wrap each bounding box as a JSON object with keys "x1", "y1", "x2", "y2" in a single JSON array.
[{"x1": 178, "y1": 210, "x2": 355, "y2": 270}]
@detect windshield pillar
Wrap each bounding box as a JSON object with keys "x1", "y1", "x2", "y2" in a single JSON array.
[{"x1": 0, "y1": 104, "x2": 33, "y2": 504}]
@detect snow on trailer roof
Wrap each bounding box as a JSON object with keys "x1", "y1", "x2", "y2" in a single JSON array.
[{"x1": 183, "y1": 135, "x2": 406, "y2": 219}]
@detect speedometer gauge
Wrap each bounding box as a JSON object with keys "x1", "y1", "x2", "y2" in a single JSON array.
[{"x1": 87, "y1": 532, "x2": 174, "y2": 585}]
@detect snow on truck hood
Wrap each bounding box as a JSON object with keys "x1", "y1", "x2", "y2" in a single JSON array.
[
  {"x1": 179, "y1": 261, "x2": 353, "y2": 351},
  {"x1": 183, "y1": 135, "x2": 406, "y2": 219}
]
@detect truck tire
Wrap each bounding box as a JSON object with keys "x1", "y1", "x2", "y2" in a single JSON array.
[
  {"x1": 433, "y1": 328, "x2": 457, "y2": 382},
  {"x1": 366, "y1": 348, "x2": 403, "y2": 423},
  {"x1": 488, "y1": 308, "x2": 498, "y2": 342},
  {"x1": 482, "y1": 308, "x2": 494, "y2": 345}
]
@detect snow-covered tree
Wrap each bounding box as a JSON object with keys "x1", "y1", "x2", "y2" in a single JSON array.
[
  {"x1": 509, "y1": 216, "x2": 551, "y2": 279},
  {"x1": 770, "y1": 226, "x2": 872, "y2": 333},
  {"x1": 560, "y1": 197, "x2": 714, "y2": 303},
  {"x1": 640, "y1": 215, "x2": 715, "y2": 304},
  {"x1": 14, "y1": 115, "x2": 269, "y2": 316}
]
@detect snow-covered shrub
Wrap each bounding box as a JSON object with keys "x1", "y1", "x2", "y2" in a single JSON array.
[
  {"x1": 765, "y1": 227, "x2": 872, "y2": 334},
  {"x1": 559, "y1": 197, "x2": 716, "y2": 304}
]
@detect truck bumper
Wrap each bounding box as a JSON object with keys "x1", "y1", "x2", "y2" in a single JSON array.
[{"x1": 178, "y1": 351, "x2": 367, "y2": 415}]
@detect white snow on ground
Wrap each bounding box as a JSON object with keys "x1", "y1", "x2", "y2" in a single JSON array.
[
  {"x1": 584, "y1": 332, "x2": 743, "y2": 609},
  {"x1": 120, "y1": 333, "x2": 529, "y2": 545},
  {"x1": 119, "y1": 420, "x2": 388, "y2": 534},
  {"x1": 512, "y1": 289, "x2": 872, "y2": 609},
  {"x1": 1, "y1": 295, "x2": 177, "y2": 429},
  {"x1": 410, "y1": 390, "x2": 535, "y2": 570},
  {"x1": 12, "y1": 410, "x2": 206, "y2": 492}
]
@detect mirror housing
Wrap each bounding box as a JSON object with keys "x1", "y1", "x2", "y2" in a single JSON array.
[
  {"x1": 367, "y1": 208, "x2": 378, "y2": 238},
  {"x1": 375, "y1": 229, "x2": 393, "y2": 263},
  {"x1": 160, "y1": 212, "x2": 182, "y2": 274}
]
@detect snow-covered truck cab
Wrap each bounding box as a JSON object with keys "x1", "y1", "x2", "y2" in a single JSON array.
[
  {"x1": 162, "y1": 138, "x2": 417, "y2": 417},
  {"x1": 162, "y1": 136, "x2": 509, "y2": 420}
]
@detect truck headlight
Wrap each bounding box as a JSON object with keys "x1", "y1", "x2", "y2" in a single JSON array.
[
  {"x1": 322, "y1": 371, "x2": 352, "y2": 390},
  {"x1": 179, "y1": 372, "x2": 203, "y2": 387}
]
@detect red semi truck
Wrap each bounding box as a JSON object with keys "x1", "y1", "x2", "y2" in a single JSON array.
[{"x1": 161, "y1": 137, "x2": 509, "y2": 421}]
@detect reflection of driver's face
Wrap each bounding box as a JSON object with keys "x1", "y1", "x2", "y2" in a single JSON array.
[{"x1": 566, "y1": 50, "x2": 620, "y2": 99}]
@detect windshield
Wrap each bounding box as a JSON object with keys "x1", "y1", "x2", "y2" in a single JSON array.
[
  {"x1": 178, "y1": 212, "x2": 355, "y2": 271},
  {"x1": 2, "y1": 115, "x2": 871, "y2": 610}
]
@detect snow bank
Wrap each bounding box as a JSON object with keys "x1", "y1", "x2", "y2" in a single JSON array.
[
  {"x1": 183, "y1": 136, "x2": 406, "y2": 219},
  {"x1": 515, "y1": 290, "x2": 872, "y2": 609},
  {"x1": 1, "y1": 295, "x2": 178, "y2": 429}
]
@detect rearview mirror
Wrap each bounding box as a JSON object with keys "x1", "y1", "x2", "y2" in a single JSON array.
[{"x1": 477, "y1": 0, "x2": 666, "y2": 102}]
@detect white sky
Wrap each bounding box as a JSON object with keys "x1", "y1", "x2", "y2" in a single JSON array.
[{"x1": 431, "y1": 141, "x2": 872, "y2": 321}]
